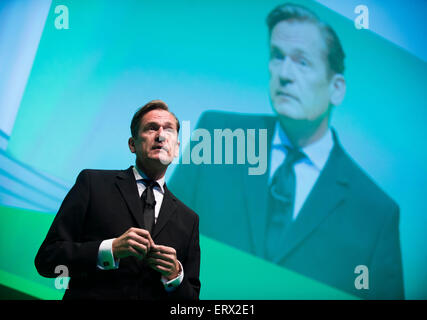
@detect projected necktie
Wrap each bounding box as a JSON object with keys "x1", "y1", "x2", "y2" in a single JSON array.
[
  {"x1": 265, "y1": 146, "x2": 305, "y2": 262},
  {"x1": 141, "y1": 179, "x2": 157, "y2": 234}
]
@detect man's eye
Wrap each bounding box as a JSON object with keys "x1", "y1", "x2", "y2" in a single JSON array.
[
  {"x1": 297, "y1": 57, "x2": 308, "y2": 66},
  {"x1": 146, "y1": 125, "x2": 157, "y2": 131},
  {"x1": 271, "y1": 49, "x2": 284, "y2": 60}
]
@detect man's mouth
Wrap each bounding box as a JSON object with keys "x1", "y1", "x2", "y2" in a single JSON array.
[
  {"x1": 152, "y1": 145, "x2": 168, "y2": 152},
  {"x1": 276, "y1": 91, "x2": 298, "y2": 101}
]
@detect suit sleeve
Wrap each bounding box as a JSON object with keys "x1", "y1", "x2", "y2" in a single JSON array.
[
  {"x1": 35, "y1": 170, "x2": 102, "y2": 278},
  {"x1": 169, "y1": 213, "x2": 201, "y2": 300},
  {"x1": 368, "y1": 203, "x2": 404, "y2": 299}
]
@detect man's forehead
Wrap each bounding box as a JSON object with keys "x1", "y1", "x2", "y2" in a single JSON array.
[
  {"x1": 143, "y1": 109, "x2": 174, "y2": 121},
  {"x1": 270, "y1": 20, "x2": 327, "y2": 55},
  {"x1": 141, "y1": 109, "x2": 177, "y2": 127}
]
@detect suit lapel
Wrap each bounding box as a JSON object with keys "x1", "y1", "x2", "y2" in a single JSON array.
[
  {"x1": 115, "y1": 167, "x2": 178, "y2": 238},
  {"x1": 242, "y1": 115, "x2": 276, "y2": 258},
  {"x1": 115, "y1": 167, "x2": 145, "y2": 228},
  {"x1": 152, "y1": 185, "x2": 177, "y2": 240},
  {"x1": 276, "y1": 135, "x2": 350, "y2": 263}
]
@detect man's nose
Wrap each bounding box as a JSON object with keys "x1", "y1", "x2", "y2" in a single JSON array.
[
  {"x1": 156, "y1": 127, "x2": 166, "y2": 142},
  {"x1": 278, "y1": 58, "x2": 295, "y2": 86}
]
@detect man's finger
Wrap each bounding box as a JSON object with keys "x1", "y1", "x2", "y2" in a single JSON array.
[
  {"x1": 148, "y1": 263, "x2": 169, "y2": 276},
  {"x1": 147, "y1": 251, "x2": 175, "y2": 264},
  {"x1": 130, "y1": 228, "x2": 153, "y2": 242},
  {"x1": 147, "y1": 257, "x2": 173, "y2": 268},
  {"x1": 128, "y1": 246, "x2": 144, "y2": 260},
  {"x1": 151, "y1": 245, "x2": 175, "y2": 255},
  {"x1": 149, "y1": 237, "x2": 155, "y2": 248},
  {"x1": 127, "y1": 233, "x2": 151, "y2": 251},
  {"x1": 129, "y1": 240, "x2": 148, "y2": 256}
]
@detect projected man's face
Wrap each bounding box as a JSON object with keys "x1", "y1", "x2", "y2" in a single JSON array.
[
  {"x1": 269, "y1": 20, "x2": 335, "y2": 121},
  {"x1": 129, "y1": 109, "x2": 180, "y2": 169}
]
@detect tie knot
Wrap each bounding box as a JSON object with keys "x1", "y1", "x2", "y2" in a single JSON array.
[
  {"x1": 141, "y1": 179, "x2": 157, "y2": 208},
  {"x1": 142, "y1": 179, "x2": 158, "y2": 189},
  {"x1": 284, "y1": 145, "x2": 305, "y2": 166}
]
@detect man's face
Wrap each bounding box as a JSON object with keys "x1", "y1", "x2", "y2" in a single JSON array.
[
  {"x1": 129, "y1": 109, "x2": 180, "y2": 168},
  {"x1": 269, "y1": 20, "x2": 335, "y2": 121}
]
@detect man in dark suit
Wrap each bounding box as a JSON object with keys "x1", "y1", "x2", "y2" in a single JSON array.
[
  {"x1": 168, "y1": 3, "x2": 403, "y2": 299},
  {"x1": 35, "y1": 100, "x2": 200, "y2": 300}
]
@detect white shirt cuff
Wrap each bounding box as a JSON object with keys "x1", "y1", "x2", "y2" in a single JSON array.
[
  {"x1": 97, "y1": 238, "x2": 120, "y2": 270},
  {"x1": 161, "y1": 260, "x2": 184, "y2": 292}
]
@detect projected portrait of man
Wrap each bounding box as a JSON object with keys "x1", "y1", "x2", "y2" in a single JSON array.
[{"x1": 169, "y1": 3, "x2": 404, "y2": 299}]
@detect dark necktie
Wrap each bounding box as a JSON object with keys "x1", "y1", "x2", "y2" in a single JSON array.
[
  {"x1": 141, "y1": 179, "x2": 157, "y2": 234},
  {"x1": 265, "y1": 145, "x2": 305, "y2": 262}
]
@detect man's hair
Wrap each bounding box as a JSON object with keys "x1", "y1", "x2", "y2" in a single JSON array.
[
  {"x1": 266, "y1": 3, "x2": 345, "y2": 76},
  {"x1": 130, "y1": 100, "x2": 180, "y2": 138}
]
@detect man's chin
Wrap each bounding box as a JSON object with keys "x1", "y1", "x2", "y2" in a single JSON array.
[
  {"x1": 159, "y1": 156, "x2": 172, "y2": 166},
  {"x1": 148, "y1": 155, "x2": 172, "y2": 166},
  {"x1": 273, "y1": 103, "x2": 305, "y2": 121}
]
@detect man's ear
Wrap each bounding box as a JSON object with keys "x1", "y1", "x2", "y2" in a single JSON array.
[
  {"x1": 329, "y1": 73, "x2": 346, "y2": 106},
  {"x1": 128, "y1": 137, "x2": 136, "y2": 153}
]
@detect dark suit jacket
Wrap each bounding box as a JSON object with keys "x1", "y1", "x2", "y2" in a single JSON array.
[
  {"x1": 35, "y1": 167, "x2": 201, "y2": 300},
  {"x1": 168, "y1": 111, "x2": 403, "y2": 299}
]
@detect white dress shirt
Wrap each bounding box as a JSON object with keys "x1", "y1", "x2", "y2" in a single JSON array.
[
  {"x1": 96, "y1": 165, "x2": 183, "y2": 291},
  {"x1": 269, "y1": 122, "x2": 334, "y2": 221}
]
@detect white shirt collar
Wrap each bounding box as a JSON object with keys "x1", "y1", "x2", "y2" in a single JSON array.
[
  {"x1": 132, "y1": 165, "x2": 165, "y2": 193},
  {"x1": 272, "y1": 121, "x2": 334, "y2": 170}
]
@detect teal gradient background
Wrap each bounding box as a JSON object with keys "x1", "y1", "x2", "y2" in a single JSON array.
[{"x1": 0, "y1": 0, "x2": 426, "y2": 299}]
